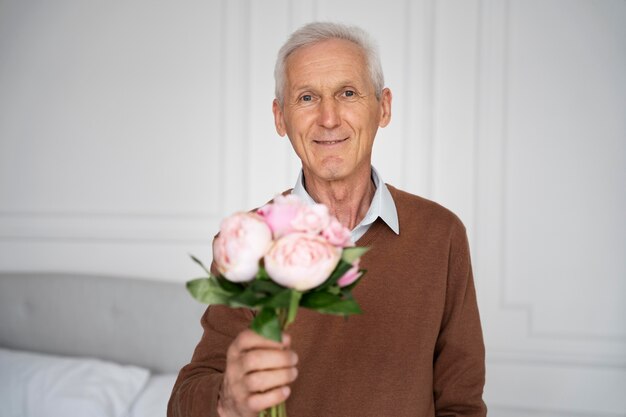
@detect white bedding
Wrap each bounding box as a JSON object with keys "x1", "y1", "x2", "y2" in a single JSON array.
[
  {"x1": 0, "y1": 348, "x2": 176, "y2": 417},
  {"x1": 128, "y1": 374, "x2": 177, "y2": 417}
]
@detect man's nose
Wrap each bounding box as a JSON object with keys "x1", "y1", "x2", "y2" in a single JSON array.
[{"x1": 317, "y1": 98, "x2": 341, "y2": 129}]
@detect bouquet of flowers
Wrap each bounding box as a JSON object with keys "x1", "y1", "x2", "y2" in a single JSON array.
[{"x1": 187, "y1": 194, "x2": 368, "y2": 417}]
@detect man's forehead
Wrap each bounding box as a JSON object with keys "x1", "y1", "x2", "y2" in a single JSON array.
[{"x1": 284, "y1": 39, "x2": 369, "y2": 89}]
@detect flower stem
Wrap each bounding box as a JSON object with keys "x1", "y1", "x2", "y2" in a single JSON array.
[
  {"x1": 278, "y1": 308, "x2": 288, "y2": 331},
  {"x1": 261, "y1": 304, "x2": 295, "y2": 417}
]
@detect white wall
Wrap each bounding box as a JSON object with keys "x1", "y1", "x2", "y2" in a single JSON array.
[{"x1": 1, "y1": 0, "x2": 624, "y2": 415}]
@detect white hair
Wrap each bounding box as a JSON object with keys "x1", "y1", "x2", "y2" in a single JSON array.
[{"x1": 274, "y1": 22, "x2": 385, "y2": 105}]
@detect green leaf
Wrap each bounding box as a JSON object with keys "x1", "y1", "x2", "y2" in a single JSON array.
[
  {"x1": 341, "y1": 246, "x2": 369, "y2": 263},
  {"x1": 256, "y1": 266, "x2": 271, "y2": 280},
  {"x1": 327, "y1": 285, "x2": 341, "y2": 295},
  {"x1": 301, "y1": 291, "x2": 341, "y2": 308},
  {"x1": 230, "y1": 286, "x2": 266, "y2": 308},
  {"x1": 187, "y1": 277, "x2": 233, "y2": 305},
  {"x1": 215, "y1": 275, "x2": 245, "y2": 294},
  {"x1": 320, "y1": 301, "x2": 361, "y2": 315},
  {"x1": 251, "y1": 307, "x2": 282, "y2": 342},
  {"x1": 300, "y1": 292, "x2": 362, "y2": 315},
  {"x1": 249, "y1": 278, "x2": 284, "y2": 296},
  {"x1": 316, "y1": 299, "x2": 362, "y2": 315},
  {"x1": 264, "y1": 289, "x2": 293, "y2": 309},
  {"x1": 189, "y1": 254, "x2": 212, "y2": 276}
]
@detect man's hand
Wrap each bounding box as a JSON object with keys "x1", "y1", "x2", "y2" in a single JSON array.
[{"x1": 217, "y1": 329, "x2": 299, "y2": 417}]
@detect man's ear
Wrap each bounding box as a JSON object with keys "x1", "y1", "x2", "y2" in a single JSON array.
[
  {"x1": 379, "y1": 88, "x2": 392, "y2": 128},
  {"x1": 272, "y1": 99, "x2": 287, "y2": 137}
]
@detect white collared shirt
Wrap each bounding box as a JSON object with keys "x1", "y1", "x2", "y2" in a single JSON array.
[{"x1": 292, "y1": 166, "x2": 400, "y2": 243}]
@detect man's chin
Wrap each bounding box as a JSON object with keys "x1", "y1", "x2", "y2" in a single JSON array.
[{"x1": 306, "y1": 165, "x2": 356, "y2": 184}]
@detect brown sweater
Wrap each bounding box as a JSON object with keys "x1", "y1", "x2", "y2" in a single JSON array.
[{"x1": 168, "y1": 185, "x2": 487, "y2": 417}]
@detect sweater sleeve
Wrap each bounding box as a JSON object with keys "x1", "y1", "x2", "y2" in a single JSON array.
[
  {"x1": 167, "y1": 304, "x2": 254, "y2": 417},
  {"x1": 433, "y1": 223, "x2": 487, "y2": 417}
]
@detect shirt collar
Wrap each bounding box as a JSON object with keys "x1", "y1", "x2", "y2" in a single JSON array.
[{"x1": 292, "y1": 166, "x2": 400, "y2": 236}]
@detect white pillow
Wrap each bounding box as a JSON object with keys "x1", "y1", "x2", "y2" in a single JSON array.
[
  {"x1": 128, "y1": 374, "x2": 177, "y2": 417},
  {"x1": 0, "y1": 348, "x2": 150, "y2": 417}
]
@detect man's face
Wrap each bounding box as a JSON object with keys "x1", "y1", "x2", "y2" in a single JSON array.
[{"x1": 273, "y1": 38, "x2": 392, "y2": 184}]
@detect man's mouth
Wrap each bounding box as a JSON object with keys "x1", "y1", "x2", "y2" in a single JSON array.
[{"x1": 314, "y1": 138, "x2": 348, "y2": 145}]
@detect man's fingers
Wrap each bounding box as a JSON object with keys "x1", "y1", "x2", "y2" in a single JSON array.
[
  {"x1": 220, "y1": 329, "x2": 298, "y2": 416},
  {"x1": 246, "y1": 385, "x2": 292, "y2": 412},
  {"x1": 240, "y1": 348, "x2": 298, "y2": 374},
  {"x1": 229, "y1": 329, "x2": 291, "y2": 357},
  {"x1": 244, "y1": 366, "x2": 298, "y2": 393}
]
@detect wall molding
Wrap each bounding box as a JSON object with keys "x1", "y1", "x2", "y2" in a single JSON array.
[
  {"x1": 488, "y1": 347, "x2": 626, "y2": 369},
  {"x1": 488, "y1": 404, "x2": 625, "y2": 417},
  {"x1": 218, "y1": 0, "x2": 252, "y2": 215},
  {"x1": 0, "y1": 211, "x2": 219, "y2": 244},
  {"x1": 402, "y1": 0, "x2": 436, "y2": 196},
  {"x1": 0, "y1": 210, "x2": 217, "y2": 219},
  {"x1": 475, "y1": 0, "x2": 626, "y2": 350}
]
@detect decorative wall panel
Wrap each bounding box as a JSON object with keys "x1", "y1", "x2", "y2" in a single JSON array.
[{"x1": 475, "y1": 0, "x2": 626, "y2": 414}]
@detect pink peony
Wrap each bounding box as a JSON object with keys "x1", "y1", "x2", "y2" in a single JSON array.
[
  {"x1": 213, "y1": 212, "x2": 272, "y2": 282},
  {"x1": 264, "y1": 233, "x2": 342, "y2": 291},
  {"x1": 257, "y1": 194, "x2": 304, "y2": 238},
  {"x1": 292, "y1": 204, "x2": 331, "y2": 235},
  {"x1": 337, "y1": 259, "x2": 362, "y2": 287},
  {"x1": 321, "y1": 217, "x2": 353, "y2": 247}
]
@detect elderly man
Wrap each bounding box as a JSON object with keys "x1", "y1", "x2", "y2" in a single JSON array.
[{"x1": 168, "y1": 22, "x2": 486, "y2": 417}]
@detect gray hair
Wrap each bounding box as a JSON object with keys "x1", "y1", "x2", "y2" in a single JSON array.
[{"x1": 274, "y1": 22, "x2": 385, "y2": 105}]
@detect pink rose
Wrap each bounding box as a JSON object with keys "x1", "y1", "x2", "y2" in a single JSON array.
[
  {"x1": 213, "y1": 212, "x2": 272, "y2": 282},
  {"x1": 321, "y1": 217, "x2": 353, "y2": 247},
  {"x1": 264, "y1": 233, "x2": 342, "y2": 291},
  {"x1": 337, "y1": 259, "x2": 362, "y2": 287},
  {"x1": 257, "y1": 194, "x2": 303, "y2": 238},
  {"x1": 292, "y1": 204, "x2": 331, "y2": 235}
]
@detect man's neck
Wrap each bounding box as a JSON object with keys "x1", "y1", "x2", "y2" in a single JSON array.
[{"x1": 302, "y1": 167, "x2": 375, "y2": 230}]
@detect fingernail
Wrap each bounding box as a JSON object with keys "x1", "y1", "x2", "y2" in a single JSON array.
[
  {"x1": 291, "y1": 352, "x2": 298, "y2": 365},
  {"x1": 282, "y1": 334, "x2": 291, "y2": 346},
  {"x1": 282, "y1": 386, "x2": 291, "y2": 397}
]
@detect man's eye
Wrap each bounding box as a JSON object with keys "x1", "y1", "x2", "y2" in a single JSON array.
[
  {"x1": 301, "y1": 95, "x2": 312, "y2": 102},
  {"x1": 343, "y1": 90, "x2": 357, "y2": 98}
]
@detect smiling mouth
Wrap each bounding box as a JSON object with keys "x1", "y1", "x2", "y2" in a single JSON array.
[{"x1": 314, "y1": 138, "x2": 348, "y2": 145}]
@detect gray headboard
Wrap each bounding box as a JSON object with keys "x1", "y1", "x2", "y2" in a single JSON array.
[{"x1": 0, "y1": 272, "x2": 207, "y2": 374}]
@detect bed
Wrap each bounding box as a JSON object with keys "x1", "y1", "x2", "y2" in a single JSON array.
[{"x1": 0, "y1": 272, "x2": 207, "y2": 417}]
